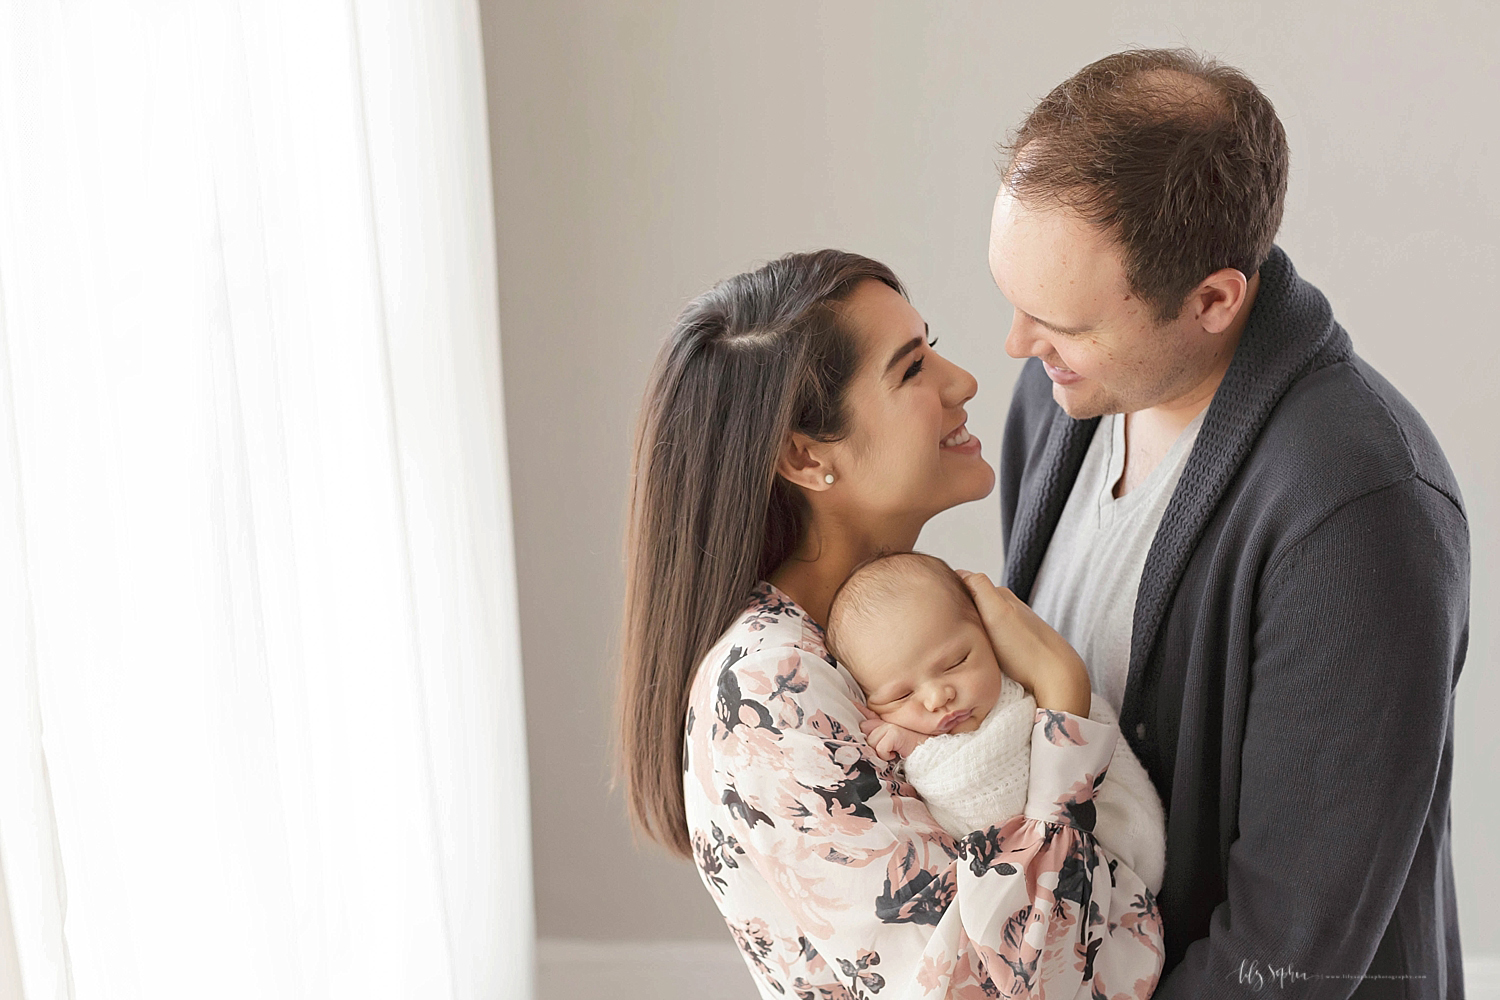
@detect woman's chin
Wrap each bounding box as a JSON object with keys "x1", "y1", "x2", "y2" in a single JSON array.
[
  {"x1": 958, "y1": 461, "x2": 997, "y2": 504},
  {"x1": 920, "y1": 471, "x2": 997, "y2": 521}
]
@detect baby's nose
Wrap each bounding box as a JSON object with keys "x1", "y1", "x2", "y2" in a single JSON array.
[{"x1": 924, "y1": 687, "x2": 951, "y2": 711}]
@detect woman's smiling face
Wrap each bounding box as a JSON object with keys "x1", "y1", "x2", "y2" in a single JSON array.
[{"x1": 821, "y1": 279, "x2": 995, "y2": 527}]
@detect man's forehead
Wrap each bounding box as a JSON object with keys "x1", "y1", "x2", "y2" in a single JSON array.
[{"x1": 989, "y1": 188, "x2": 1125, "y2": 316}]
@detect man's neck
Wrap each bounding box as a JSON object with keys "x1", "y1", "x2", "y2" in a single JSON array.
[{"x1": 1115, "y1": 272, "x2": 1260, "y2": 498}]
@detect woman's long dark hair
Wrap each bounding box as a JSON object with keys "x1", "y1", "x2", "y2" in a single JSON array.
[{"x1": 618, "y1": 250, "x2": 905, "y2": 857}]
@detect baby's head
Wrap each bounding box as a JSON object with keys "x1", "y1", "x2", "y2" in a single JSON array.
[{"x1": 826, "y1": 552, "x2": 1005, "y2": 737}]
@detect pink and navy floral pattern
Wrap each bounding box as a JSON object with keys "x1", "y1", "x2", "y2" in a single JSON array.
[{"x1": 683, "y1": 582, "x2": 1163, "y2": 999}]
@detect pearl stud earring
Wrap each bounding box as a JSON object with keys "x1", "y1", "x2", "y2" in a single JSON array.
[{"x1": 824, "y1": 473, "x2": 835, "y2": 484}]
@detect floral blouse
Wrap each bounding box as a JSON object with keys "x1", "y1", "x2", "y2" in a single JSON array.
[{"x1": 683, "y1": 582, "x2": 1163, "y2": 1000}]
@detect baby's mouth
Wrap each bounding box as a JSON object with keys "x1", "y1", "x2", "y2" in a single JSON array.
[{"x1": 937, "y1": 709, "x2": 972, "y2": 732}]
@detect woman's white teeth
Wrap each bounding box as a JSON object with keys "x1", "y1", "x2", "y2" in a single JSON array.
[{"x1": 941, "y1": 426, "x2": 971, "y2": 448}]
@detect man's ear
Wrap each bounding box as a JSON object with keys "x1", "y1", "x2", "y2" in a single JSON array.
[
  {"x1": 1190, "y1": 267, "x2": 1251, "y2": 335},
  {"x1": 775, "y1": 431, "x2": 834, "y2": 493}
]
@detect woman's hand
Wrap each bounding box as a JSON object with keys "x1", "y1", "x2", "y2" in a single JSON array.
[
  {"x1": 859, "y1": 718, "x2": 929, "y2": 762},
  {"x1": 959, "y1": 572, "x2": 1091, "y2": 718}
]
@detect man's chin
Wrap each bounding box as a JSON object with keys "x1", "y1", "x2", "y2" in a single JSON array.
[{"x1": 1052, "y1": 382, "x2": 1109, "y2": 420}]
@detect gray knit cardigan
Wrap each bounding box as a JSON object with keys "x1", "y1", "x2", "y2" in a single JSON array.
[{"x1": 998, "y1": 246, "x2": 1468, "y2": 999}]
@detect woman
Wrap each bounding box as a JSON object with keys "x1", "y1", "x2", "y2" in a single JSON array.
[{"x1": 618, "y1": 250, "x2": 1162, "y2": 998}]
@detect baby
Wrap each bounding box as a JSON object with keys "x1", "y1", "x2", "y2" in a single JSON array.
[{"x1": 825, "y1": 551, "x2": 1165, "y2": 893}]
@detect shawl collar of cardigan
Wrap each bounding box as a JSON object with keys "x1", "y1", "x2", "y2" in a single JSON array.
[{"x1": 1001, "y1": 245, "x2": 1353, "y2": 723}]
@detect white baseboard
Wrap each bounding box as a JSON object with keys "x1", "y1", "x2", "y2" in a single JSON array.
[
  {"x1": 536, "y1": 937, "x2": 757, "y2": 1000},
  {"x1": 536, "y1": 939, "x2": 1498, "y2": 1000}
]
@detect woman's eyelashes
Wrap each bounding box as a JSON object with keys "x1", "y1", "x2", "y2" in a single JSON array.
[{"x1": 900, "y1": 337, "x2": 939, "y2": 383}]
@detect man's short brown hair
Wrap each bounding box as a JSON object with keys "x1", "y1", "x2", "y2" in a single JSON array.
[{"x1": 1002, "y1": 48, "x2": 1289, "y2": 323}]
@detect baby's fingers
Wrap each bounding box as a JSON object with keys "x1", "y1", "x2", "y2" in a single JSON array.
[
  {"x1": 860, "y1": 722, "x2": 896, "y2": 761},
  {"x1": 873, "y1": 728, "x2": 905, "y2": 761}
]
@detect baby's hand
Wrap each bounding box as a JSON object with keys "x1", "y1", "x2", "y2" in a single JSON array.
[
  {"x1": 958, "y1": 571, "x2": 1090, "y2": 717},
  {"x1": 859, "y1": 718, "x2": 929, "y2": 762}
]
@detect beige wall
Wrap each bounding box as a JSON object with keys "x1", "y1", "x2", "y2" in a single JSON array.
[{"x1": 480, "y1": 0, "x2": 1500, "y2": 951}]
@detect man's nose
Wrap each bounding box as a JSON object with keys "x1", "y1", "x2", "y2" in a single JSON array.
[{"x1": 1004, "y1": 310, "x2": 1047, "y2": 360}]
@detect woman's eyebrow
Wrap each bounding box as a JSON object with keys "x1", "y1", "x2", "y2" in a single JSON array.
[{"x1": 883, "y1": 323, "x2": 930, "y2": 375}]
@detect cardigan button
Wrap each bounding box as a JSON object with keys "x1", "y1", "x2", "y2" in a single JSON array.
[{"x1": 1135, "y1": 723, "x2": 1147, "y2": 740}]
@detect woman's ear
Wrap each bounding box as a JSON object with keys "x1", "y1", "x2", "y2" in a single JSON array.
[{"x1": 775, "y1": 431, "x2": 834, "y2": 492}]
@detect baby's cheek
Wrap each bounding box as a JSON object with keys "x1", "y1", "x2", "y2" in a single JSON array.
[
  {"x1": 951, "y1": 712, "x2": 984, "y2": 734},
  {"x1": 892, "y1": 709, "x2": 934, "y2": 735}
]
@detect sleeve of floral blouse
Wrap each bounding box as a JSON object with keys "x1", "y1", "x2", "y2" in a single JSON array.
[{"x1": 718, "y1": 649, "x2": 1164, "y2": 1000}]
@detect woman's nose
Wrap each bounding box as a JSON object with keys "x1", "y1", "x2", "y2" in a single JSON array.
[{"x1": 940, "y1": 356, "x2": 979, "y2": 409}]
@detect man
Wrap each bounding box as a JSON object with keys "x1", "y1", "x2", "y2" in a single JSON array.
[{"x1": 990, "y1": 49, "x2": 1467, "y2": 998}]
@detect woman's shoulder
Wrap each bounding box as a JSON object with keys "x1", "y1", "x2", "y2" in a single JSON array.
[
  {"x1": 687, "y1": 581, "x2": 864, "y2": 732},
  {"x1": 704, "y1": 581, "x2": 831, "y2": 663},
  {"x1": 757, "y1": 580, "x2": 830, "y2": 636}
]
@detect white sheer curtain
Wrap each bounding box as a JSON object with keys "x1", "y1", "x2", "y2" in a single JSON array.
[{"x1": 0, "y1": 3, "x2": 533, "y2": 999}]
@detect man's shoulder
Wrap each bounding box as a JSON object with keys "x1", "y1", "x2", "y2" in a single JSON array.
[{"x1": 1245, "y1": 352, "x2": 1464, "y2": 518}]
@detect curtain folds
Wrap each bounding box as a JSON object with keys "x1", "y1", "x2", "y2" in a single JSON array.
[{"x1": 0, "y1": 3, "x2": 533, "y2": 998}]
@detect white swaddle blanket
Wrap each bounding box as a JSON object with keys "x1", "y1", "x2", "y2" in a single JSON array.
[{"x1": 902, "y1": 674, "x2": 1166, "y2": 893}]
